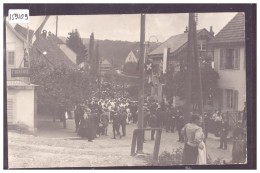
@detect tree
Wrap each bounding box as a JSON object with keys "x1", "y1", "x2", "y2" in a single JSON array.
[
  {"x1": 95, "y1": 41, "x2": 100, "y2": 75},
  {"x1": 66, "y1": 29, "x2": 87, "y2": 65},
  {"x1": 123, "y1": 62, "x2": 138, "y2": 76},
  {"x1": 89, "y1": 32, "x2": 95, "y2": 74},
  {"x1": 162, "y1": 61, "x2": 219, "y2": 110},
  {"x1": 30, "y1": 54, "x2": 98, "y2": 116}
]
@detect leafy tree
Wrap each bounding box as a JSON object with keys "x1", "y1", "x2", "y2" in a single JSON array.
[
  {"x1": 162, "y1": 61, "x2": 219, "y2": 109},
  {"x1": 123, "y1": 62, "x2": 138, "y2": 76},
  {"x1": 95, "y1": 41, "x2": 100, "y2": 75},
  {"x1": 89, "y1": 32, "x2": 95, "y2": 74},
  {"x1": 30, "y1": 55, "x2": 98, "y2": 114},
  {"x1": 66, "y1": 29, "x2": 87, "y2": 65}
]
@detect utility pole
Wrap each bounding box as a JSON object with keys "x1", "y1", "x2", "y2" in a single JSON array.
[
  {"x1": 26, "y1": 24, "x2": 30, "y2": 84},
  {"x1": 184, "y1": 13, "x2": 194, "y2": 124},
  {"x1": 192, "y1": 13, "x2": 205, "y2": 131},
  {"x1": 136, "y1": 14, "x2": 146, "y2": 153},
  {"x1": 184, "y1": 13, "x2": 205, "y2": 131},
  {"x1": 56, "y1": 16, "x2": 58, "y2": 38}
]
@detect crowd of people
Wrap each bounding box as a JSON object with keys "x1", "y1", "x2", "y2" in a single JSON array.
[{"x1": 65, "y1": 80, "x2": 246, "y2": 164}]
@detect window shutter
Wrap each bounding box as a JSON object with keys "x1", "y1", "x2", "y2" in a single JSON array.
[
  {"x1": 220, "y1": 49, "x2": 224, "y2": 70},
  {"x1": 235, "y1": 48, "x2": 240, "y2": 69},
  {"x1": 233, "y1": 90, "x2": 238, "y2": 110}
]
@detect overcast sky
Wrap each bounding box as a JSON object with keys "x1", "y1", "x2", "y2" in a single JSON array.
[{"x1": 12, "y1": 12, "x2": 237, "y2": 42}]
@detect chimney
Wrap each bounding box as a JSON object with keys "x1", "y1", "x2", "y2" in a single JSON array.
[
  {"x1": 210, "y1": 26, "x2": 214, "y2": 36},
  {"x1": 184, "y1": 26, "x2": 188, "y2": 33}
]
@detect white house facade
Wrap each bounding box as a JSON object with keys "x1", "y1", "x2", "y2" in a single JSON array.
[
  {"x1": 209, "y1": 12, "x2": 246, "y2": 112},
  {"x1": 6, "y1": 22, "x2": 37, "y2": 132}
]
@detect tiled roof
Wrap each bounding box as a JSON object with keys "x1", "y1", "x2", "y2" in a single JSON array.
[
  {"x1": 149, "y1": 29, "x2": 206, "y2": 56},
  {"x1": 14, "y1": 24, "x2": 34, "y2": 42},
  {"x1": 30, "y1": 34, "x2": 77, "y2": 69},
  {"x1": 208, "y1": 12, "x2": 245, "y2": 45},
  {"x1": 6, "y1": 22, "x2": 27, "y2": 43},
  {"x1": 132, "y1": 50, "x2": 140, "y2": 60}
]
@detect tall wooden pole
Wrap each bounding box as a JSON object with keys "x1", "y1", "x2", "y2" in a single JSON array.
[
  {"x1": 136, "y1": 14, "x2": 146, "y2": 153},
  {"x1": 184, "y1": 13, "x2": 194, "y2": 124},
  {"x1": 184, "y1": 13, "x2": 205, "y2": 131},
  {"x1": 138, "y1": 13, "x2": 145, "y2": 129},
  {"x1": 192, "y1": 14, "x2": 205, "y2": 131},
  {"x1": 56, "y1": 16, "x2": 58, "y2": 38},
  {"x1": 26, "y1": 24, "x2": 31, "y2": 84}
]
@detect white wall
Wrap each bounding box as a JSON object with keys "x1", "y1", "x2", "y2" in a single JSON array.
[
  {"x1": 6, "y1": 25, "x2": 26, "y2": 80},
  {"x1": 15, "y1": 89, "x2": 35, "y2": 131},
  {"x1": 214, "y1": 47, "x2": 246, "y2": 111}
]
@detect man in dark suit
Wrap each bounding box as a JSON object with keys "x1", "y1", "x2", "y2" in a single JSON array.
[
  {"x1": 149, "y1": 114, "x2": 158, "y2": 140},
  {"x1": 112, "y1": 109, "x2": 121, "y2": 139},
  {"x1": 218, "y1": 119, "x2": 229, "y2": 150},
  {"x1": 176, "y1": 109, "x2": 184, "y2": 142},
  {"x1": 74, "y1": 104, "x2": 84, "y2": 133},
  {"x1": 120, "y1": 109, "x2": 127, "y2": 136}
]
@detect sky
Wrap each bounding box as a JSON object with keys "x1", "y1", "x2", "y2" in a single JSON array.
[{"x1": 11, "y1": 12, "x2": 237, "y2": 43}]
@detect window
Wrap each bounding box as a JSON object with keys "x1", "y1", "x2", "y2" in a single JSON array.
[
  {"x1": 220, "y1": 48, "x2": 240, "y2": 70},
  {"x1": 197, "y1": 40, "x2": 207, "y2": 51},
  {"x1": 225, "y1": 89, "x2": 238, "y2": 110},
  {"x1": 8, "y1": 52, "x2": 15, "y2": 65}
]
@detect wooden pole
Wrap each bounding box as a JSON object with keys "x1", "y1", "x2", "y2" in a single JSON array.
[
  {"x1": 136, "y1": 14, "x2": 146, "y2": 153},
  {"x1": 192, "y1": 13, "x2": 205, "y2": 132},
  {"x1": 184, "y1": 13, "x2": 193, "y2": 124},
  {"x1": 56, "y1": 16, "x2": 58, "y2": 38}
]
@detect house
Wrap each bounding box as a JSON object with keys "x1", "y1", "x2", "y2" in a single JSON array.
[
  {"x1": 6, "y1": 22, "x2": 37, "y2": 132},
  {"x1": 15, "y1": 24, "x2": 77, "y2": 65},
  {"x1": 7, "y1": 23, "x2": 78, "y2": 132},
  {"x1": 100, "y1": 58, "x2": 112, "y2": 75},
  {"x1": 125, "y1": 50, "x2": 139, "y2": 63},
  {"x1": 148, "y1": 28, "x2": 214, "y2": 103},
  {"x1": 208, "y1": 12, "x2": 246, "y2": 113},
  {"x1": 59, "y1": 44, "x2": 77, "y2": 64},
  {"x1": 123, "y1": 50, "x2": 139, "y2": 76},
  {"x1": 29, "y1": 30, "x2": 77, "y2": 69}
]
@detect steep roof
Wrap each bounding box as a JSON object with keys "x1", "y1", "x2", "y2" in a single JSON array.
[
  {"x1": 132, "y1": 50, "x2": 140, "y2": 60},
  {"x1": 208, "y1": 12, "x2": 245, "y2": 45},
  {"x1": 149, "y1": 29, "x2": 210, "y2": 56},
  {"x1": 14, "y1": 24, "x2": 34, "y2": 42},
  {"x1": 30, "y1": 34, "x2": 77, "y2": 69},
  {"x1": 101, "y1": 59, "x2": 112, "y2": 66},
  {"x1": 6, "y1": 22, "x2": 27, "y2": 43}
]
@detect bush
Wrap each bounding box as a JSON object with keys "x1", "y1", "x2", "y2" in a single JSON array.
[{"x1": 147, "y1": 147, "x2": 227, "y2": 166}]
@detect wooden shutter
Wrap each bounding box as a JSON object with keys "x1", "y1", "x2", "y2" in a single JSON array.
[
  {"x1": 234, "y1": 48, "x2": 240, "y2": 69},
  {"x1": 233, "y1": 90, "x2": 238, "y2": 110},
  {"x1": 220, "y1": 49, "x2": 225, "y2": 70}
]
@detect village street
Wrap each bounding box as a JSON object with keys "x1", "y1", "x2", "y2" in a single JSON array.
[{"x1": 8, "y1": 116, "x2": 233, "y2": 168}]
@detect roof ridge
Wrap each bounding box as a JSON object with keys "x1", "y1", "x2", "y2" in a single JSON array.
[{"x1": 208, "y1": 12, "x2": 245, "y2": 44}]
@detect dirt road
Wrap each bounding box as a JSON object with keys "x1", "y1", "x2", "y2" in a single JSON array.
[{"x1": 7, "y1": 118, "x2": 233, "y2": 168}]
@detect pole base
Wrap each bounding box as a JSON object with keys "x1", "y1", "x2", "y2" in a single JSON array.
[{"x1": 136, "y1": 150, "x2": 145, "y2": 155}]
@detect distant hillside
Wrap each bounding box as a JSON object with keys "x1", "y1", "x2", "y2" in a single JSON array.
[{"x1": 60, "y1": 36, "x2": 159, "y2": 68}]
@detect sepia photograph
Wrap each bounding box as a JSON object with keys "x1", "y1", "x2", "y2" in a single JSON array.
[{"x1": 3, "y1": 3, "x2": 256, "y2": 169}]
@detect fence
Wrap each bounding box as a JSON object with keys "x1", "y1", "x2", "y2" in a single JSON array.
[{"x1": 224, "y1": 111, "x2": 243, "y2": 128}]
